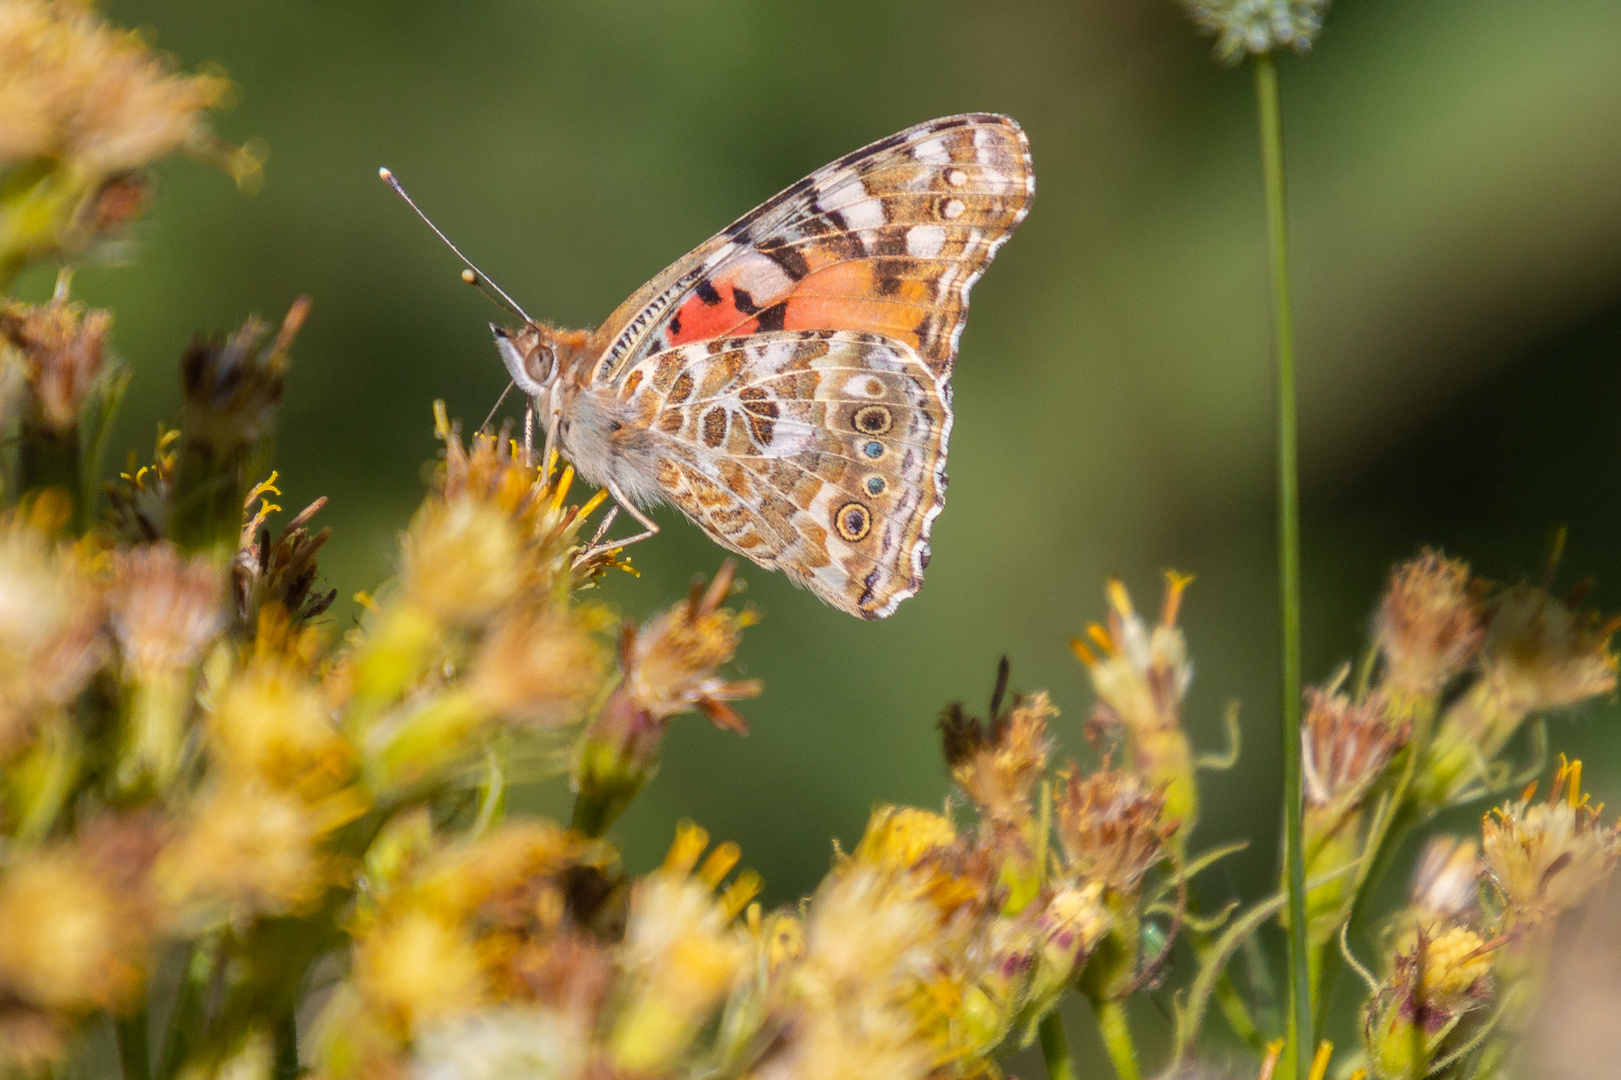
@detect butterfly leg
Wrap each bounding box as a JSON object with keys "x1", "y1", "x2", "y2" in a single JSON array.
[{"x1": 575, "y1": 481, "x2": 660, "y2": 565}]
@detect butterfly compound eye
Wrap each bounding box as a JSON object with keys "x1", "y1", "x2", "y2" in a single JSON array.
[{"x1": 525, "y1": 344, "x2": 555, "y2": 384}]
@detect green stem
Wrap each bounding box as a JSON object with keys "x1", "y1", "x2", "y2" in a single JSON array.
[
  {"x1": 1092, "y1": 998, "x2": 1141, "y2": 1080},
  {"x1": 1253, "y1": 51, "x2": 1310, "y2": 1080},
  {"x1": 116, "y1": 1011, "x2": 153, "y2": 1080},
  {"x1": 1037, "y1": 1010, "x2": 1078, "y2": 1080},
  {"x1": 274, "y1": 1011, "x2": 299, "y2": 1079}
]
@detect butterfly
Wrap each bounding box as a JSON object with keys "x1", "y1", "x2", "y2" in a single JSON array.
[{"x1": 390, "y1": 113, "x2": 1032, "y2": 618}]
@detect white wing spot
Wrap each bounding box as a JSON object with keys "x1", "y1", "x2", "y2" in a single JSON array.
[
  {"x1": 946, "y1": 168, "x2": 968, "y2": 188},
  {"x1": 913, "y1": 137, "x2": 951, "y2": 164},
  {"x1": 841, "y1": 198, "x2": 886, "y2": 231},
  {"x1": 905, "y1": 225, "x2": 946, "y2": 259},
  {"x1": 942, "y1": 198, "x2": 965, "y2": 220}
]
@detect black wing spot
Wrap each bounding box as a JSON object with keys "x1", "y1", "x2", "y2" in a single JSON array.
[
  {"x1": 754, "y1": 304, "x2": 787, "y2": 332},
  {"x1": 696, "y1": 279, "x2": 723, "y2": 306}
]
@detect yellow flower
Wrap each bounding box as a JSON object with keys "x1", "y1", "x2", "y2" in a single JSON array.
[
  {"x1": 609, "y1": 824, "x2": 757, "y2": 1072},
  {"x1": 157, "y1": 781, "x2": 363, "y2": 922},
  {"x1": 1072, "y1": 573, "x2": 1198, "y2": 842},
  {"x1": 409, "y1": 821, "x2": 608, "y2": 925},
  {"x1": 400, "y1": 497, "x2": 524, "y2": 628},
  {"x1": 465, "y1": 607, "x2": 607, "y2": 724},
  {"x1": 1482, "y1": 758, "x2": 1620, "y2": 926},
  {"x1": 207, "y1": 649, "x2": 352, "y2": 791},
  {"x1": 1363, "y1": 927, "x2": 1493, "y2": 1080},
  {"x1": 354, "y1": 910, "x2": 486, "y2": 1033},
  {"x1": 0, "y1": 830, "x2": 155, "y2": 1014}
]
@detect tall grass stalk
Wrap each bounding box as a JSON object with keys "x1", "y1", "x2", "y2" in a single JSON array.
[{"x1": 1253, "y1": 50, "x2": 1311, "y2": 1080}]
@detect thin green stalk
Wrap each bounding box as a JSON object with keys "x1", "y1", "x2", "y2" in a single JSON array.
[
  {"x1": 116, "y1": 1011, "x2": 153, "y2": 1080},
  {"x1": 274, "y1": 1011, "x2": 299, "y2": 1079},
  {"x1": 1037, "y1": 1010, "x2": 1077, "y2": 1080},
  {"x1": 1093, "y1": 998, "x2": 1141, "y2": 1080},
  {"x1": 1253, "y1": 50, "x2": 1310, "y2": 1080}
]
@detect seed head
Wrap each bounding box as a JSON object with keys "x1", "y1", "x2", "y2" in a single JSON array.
[
  {"x1": 1178, "y1": 0, "x2": 1332, "y2": 63},
  {"x1": 1376, "y1": 551, "x2": 1484, "y2": 698},
  {"x1": 1301, "y1": 689, "x2": 1408, "y2": 809},
  {"x1": 1055, "y1": 766, "x2": 1175, "y2": 897}
]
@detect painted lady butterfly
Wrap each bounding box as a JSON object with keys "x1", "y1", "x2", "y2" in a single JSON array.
[{"x1": 400, "y1": 114, "x2": 1033, "y2": 618}]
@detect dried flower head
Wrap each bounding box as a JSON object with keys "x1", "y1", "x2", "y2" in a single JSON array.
[
  {"x1": 1178, "y1": 0, "x2": 1331, "y2": 63},
  {"x1": 1301, "y1": 689, "x2": 1408, "y2": 809},
  {"x1": 0, "y1": 0, "x2": 244, "y2": 277},
  {"x1": 1055, "y1": 766, "x2": 1175, "y2": 897},
  {"x1": 104, "y1": 542, "x2": 226, "y2": 680},
  {"x1": 233, "y1": 492, "x2": 335, "y2": 628},
  {"x1": 0, "y1": 300, "x2": 110, "y2": 433},
  {"x1": 180, "y1": 300, "x2": 305, "y2": 449},
  {"x1": 619, "y1": 561, "x2": 759, "y2": 731},
  {"x1": 0, "y1": 511, "x2": 104, "y2": 752},
  {"x1": 1478, "y1": 582, "x2": 1619, "y2": 718},
  {"x1": 940, "y1": 662, "x2": 1052, "y2": 827},
  {"x1": 1482, "y1": 758, "x2": 1621, "y2": 926},
  {"x1": 1376, "y1": 551, "x2": 1484, "y2": 698}
]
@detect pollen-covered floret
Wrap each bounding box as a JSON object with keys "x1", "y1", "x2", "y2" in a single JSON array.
[{"x1": 1482, "y1": 758, "x2": 1621, "y2": 926}]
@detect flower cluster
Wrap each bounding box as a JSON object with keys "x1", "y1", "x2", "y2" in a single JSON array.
[{"x1": 0, "y1": 0, "x2": 254, "y2": 285}]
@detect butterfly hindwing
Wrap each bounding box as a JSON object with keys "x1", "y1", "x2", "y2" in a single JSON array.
[
  {"x1": 589, "y1": 113, "x2": 1033, "y2": 386},
  {"x1": 615, "y1": 330, "x2": 951, "y2": 619}
]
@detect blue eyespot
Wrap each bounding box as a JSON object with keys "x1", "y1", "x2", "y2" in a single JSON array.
[
  {"x1": 866, "y1": 476, "x2": 885, "y2": 496},
  {"x1": 864, "y1": 441, "x2": 883, "y2": 459}
]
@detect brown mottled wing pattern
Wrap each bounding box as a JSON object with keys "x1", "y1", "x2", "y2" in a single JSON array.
[
  {"x1": 616, "y1": 331, "x2": 950, "y2": 619},
  {"x1": 588, "y1": 113, "x2": 1033, "y2": 385}
]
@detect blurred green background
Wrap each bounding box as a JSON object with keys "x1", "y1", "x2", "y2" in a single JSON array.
[{"x1": 15, "y1": 0, "x2": 1621, "y2": 1067}]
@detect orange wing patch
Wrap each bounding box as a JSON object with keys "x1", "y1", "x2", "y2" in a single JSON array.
[{"x1": 596, "y1": 114, "x2": 1033, "y2": 386}]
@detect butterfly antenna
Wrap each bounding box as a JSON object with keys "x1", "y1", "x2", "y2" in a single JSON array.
[{"x1": 378, "y1": 167, "x2": 535, "y2": 325}]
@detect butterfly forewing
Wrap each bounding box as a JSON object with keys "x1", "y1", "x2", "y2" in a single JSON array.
[
  {"x1": 614, "y1": 331, "x2": 951, "y2": 619},
  {"x1": 590, "y1": 113, "x2": 1033, "y2": 385}
]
